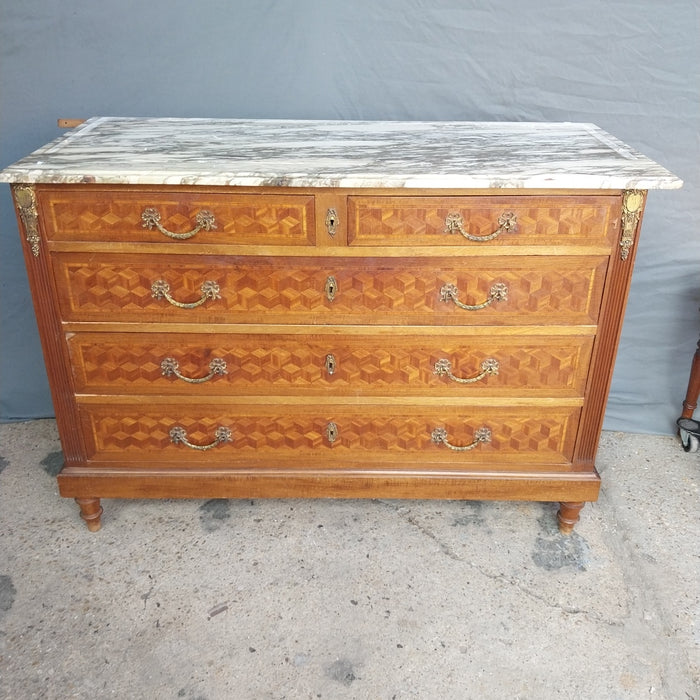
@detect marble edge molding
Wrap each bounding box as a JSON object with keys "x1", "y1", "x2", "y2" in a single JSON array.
[{"x1": 0, "y1": 117, "x2": 683, "y2": 190}]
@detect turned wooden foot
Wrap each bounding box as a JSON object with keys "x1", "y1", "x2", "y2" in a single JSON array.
[
  {"x1": 75, "y1": 498, "x2": 103, "y2": 532},
  {"x1": 556, "y1": 501, "x2": 585, "y2": 535}
]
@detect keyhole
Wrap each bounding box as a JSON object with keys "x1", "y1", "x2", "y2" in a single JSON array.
[
  {"x1": 325, "y1": 208, "x2": 338, "y2": 237},
  {"x1": 325, "y1": 275, "x2": 338, "y2": 302}
]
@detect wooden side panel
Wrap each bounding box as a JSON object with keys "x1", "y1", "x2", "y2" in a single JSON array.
[
  {"x1": 573, "y1": 192, "x2": 646, "y2": 466},
  {"x1": 67, "y1": 331, "x2": 594, "y2": 397},
  {"x1": 79, "y1": 404, "x2": 581, "y2": 466},
  {"x1": 348, "y1": 195, "x2": 617, "y2": 247},
  {"x1": 37, "y1": 187, "x2": 316, "y2": 245},
  {"x1": 51, "y1": 253, "x2": 608, "y2": 326},
  {"x1": 10, "y1": 187, "x2": 86, "y2": 464}
]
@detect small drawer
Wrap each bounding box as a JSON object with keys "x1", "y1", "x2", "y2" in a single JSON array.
[
  {"x1": 37, "y1": 186, "x2": 315, "y2": 245},
  {"x1": 79, "y1": 403, "x2": 581, "y2": 466},
  {"x1": 347, "y1": 195, "x2": 617, "y2": 248},
  {"x1": 68, "y1": 331, "x2": 594, "y2": 398},
  {"x1": 53, "y1": 253, "x2": 608, "y2": 326}
]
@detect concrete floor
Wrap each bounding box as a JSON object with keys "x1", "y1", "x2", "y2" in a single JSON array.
[{"x1": 0, "y1": 420, "x2": 698, "y2": 700}]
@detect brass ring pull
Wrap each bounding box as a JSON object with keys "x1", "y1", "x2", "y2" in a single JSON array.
[
  {"x1": 169, "y1": 425, "x2": 232, "y2": 451},
  {"x1": 439, "y1": 282, "x2": 508, "y2": 310},
  {"x1": 142, "y1": 208, "x2": 217, "y2": 240},
  {"x1": 431, "y1": 426, "x2": 491, "y2": 451},
  {"x1": 444, "y1": 211, "x2": 517, "y2": 241},
  {"x1": 434, "y1": 358, "x2": 499, "y2": 384},
  {"x1": 161, "y1": 357, "x2": 228, "y2": 383},
  {"x1": 151, "y1": 280, "x2": 221, "y2": 309}
]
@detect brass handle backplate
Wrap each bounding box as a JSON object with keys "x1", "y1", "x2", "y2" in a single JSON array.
[
  {"x1": 439, "y1": 282, "x2": 508, "y2": 311},
  {"x1": 142, "y1": 208, "x2": 217, "y2": 240},
  {"x1": 431, "y1": 426, "x2": 491, "y2": 452},
  {"x1": 444, "y1": 211, "x2": 517, "y2": 241},
  {"x1": 161, "y1": 357, "x2": 228, "y2": 383},
  {"x1": 169, "y1": 425, "x2": 232, "y2": 451},
  {"x1": 434, "y1": 358, "x2": 499, "y2": 384},
  {"x1": 151, "y1": 280, "x2": 221, "y2": 309}
]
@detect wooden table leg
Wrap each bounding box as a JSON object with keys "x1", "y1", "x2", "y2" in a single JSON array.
[
  {"x1": 681, "y1": 337, "x2": 700, "y2": 420},
  {"x1": 557, "y1": 501, "x2": 584, "y2": 534},
  {"x1": 75, "y1": 498, "x2": 103, "y2": 532}
]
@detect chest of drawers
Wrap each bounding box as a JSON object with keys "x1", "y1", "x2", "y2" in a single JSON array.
[{"x1": 1, "y1": 119, "x2": 681, "y2": 532}]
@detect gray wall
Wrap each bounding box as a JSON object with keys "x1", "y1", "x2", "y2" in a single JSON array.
[{"x1": 1, "y1": 1, "x2": 698, "y2": 433}]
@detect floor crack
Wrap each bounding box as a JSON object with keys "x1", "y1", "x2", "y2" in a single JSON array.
[{"x1": 380, "y1": 500, "x2": 625, "y2": 627}]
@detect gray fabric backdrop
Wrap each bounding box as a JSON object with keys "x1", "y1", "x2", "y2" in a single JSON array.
[{"x1": 1, "y1": 1, "x2": 698, "y2": 433}]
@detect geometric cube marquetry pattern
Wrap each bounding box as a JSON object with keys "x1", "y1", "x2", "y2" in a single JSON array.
[
  {"x1": 68, "y1": 333, "x2": 594, "y2": 396},
  {"x1": 55, "y1": 254, "x2": 607, "y2": 325},
  {"x1": 40, "y1": 190, "x2": 315, "y2": 245},
  {"x1": 84, "y1": 408, "x2": 579, "y2": 464},
  {"x1": 348, "y1": 195, "x2": 616, "y2": 247}
]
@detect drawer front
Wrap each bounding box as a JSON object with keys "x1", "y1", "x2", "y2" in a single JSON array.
[
  {"x1": 53, "y1": 253, "x2": 608, "y2": 325},
  {"x1": 348, "y1": 195, "x2": 617, "y2": 247},
  {"x1": 79, "y1": 404, "x2": 581, "y2": 466},
  {"x1": 38, "y1": 188, "x2": 315, "y2": 245},
  {"x1": 68, "y1": 332, "x2": 594, "y2": 398}
]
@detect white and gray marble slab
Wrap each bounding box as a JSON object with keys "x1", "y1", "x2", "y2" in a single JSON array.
[{"x1": 0, "y1": 117, "x2": 682, "y2": 189}]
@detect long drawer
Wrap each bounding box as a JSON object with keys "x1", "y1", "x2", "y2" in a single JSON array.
[
  {"x1": 67, "y1": 331, "x2": 594, "y2": 397},
  {"x1": 52, "y1": 253, "x2": 608, "y2": 325},
  {"x1": 78, "y1": 403, "x2": 581, "y2": 466},
  {"x1": 347, "y1": 194, "x2": 618, "y2": 248},
  {"x1": 37, "y1": 187, "x2": 316, "y2": 245}
]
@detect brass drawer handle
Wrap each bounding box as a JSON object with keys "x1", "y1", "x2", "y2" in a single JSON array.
[
  {"x1": 161, "y1": 357, "x2": 228, "y2": 383},
  {"x1": 169, "y1": 425, "x2": 232, "y2": 451},
  {"x1": 151, "y1": 280, "x2": 221, "y2": 309},
  {"x1": 431, "y1": 426, "x2": 491, "y2": 452},
  {"x1": 439, "y1": 282, "x2": 508, "y2": 310},
  {"x1": 444, "y1": 211, "x2": 517, "y2": 241},
  {"x1": 142, "y1": 207, "x2": 217, "y2": 239},
  {"x1": 434, "y1": 357, "x2": 499, "y2": 384}
]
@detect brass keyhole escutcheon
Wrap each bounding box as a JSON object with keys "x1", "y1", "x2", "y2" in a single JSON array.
[
  {"x1": 325, "y1": 353, "x2": 337, "y2": 375},
  {"x1": 326, "y1": 422, "x2": 339, "y2": 443},
  {"x1": 326, "y1": 208, "x2": 339, "y2": 237},
  {"x1": 325, "y1": 275, "x2": 338, "y2": 302}
]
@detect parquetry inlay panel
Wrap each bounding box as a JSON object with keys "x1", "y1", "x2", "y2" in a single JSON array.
[
  {"x1": 68, "y1": 333, "x2": 594, "y2": 396},
  {"x1": 53, "y1": 254, "x2": 607, "y2": 324},
  {"x1": 348, "y1": 196, "x2": 616, "y2": 247},
  {"x1": 40, "y1": 189, "x2": 315, "y2": 245},
  {"x1": 82, "y1": 406, "x2": 580, "y2": 463}
]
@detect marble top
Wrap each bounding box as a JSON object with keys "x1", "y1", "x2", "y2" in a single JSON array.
[{"x1": 0, "y1": 117, "x2": 682, "y2": 189}]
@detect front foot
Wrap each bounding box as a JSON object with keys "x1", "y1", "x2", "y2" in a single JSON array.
[
  {"x1": 556, "y1": 501, "x2": 585, "y2": 535},
  {"x1": 75, "y1": 498, "x2": 103, "y2": 532}
]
